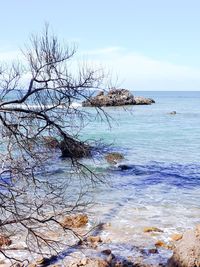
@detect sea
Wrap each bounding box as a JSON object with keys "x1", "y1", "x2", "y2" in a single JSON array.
[
  {"x1": 72, "y1": 91, "x2": 200, "y2": 264},
  {"x1": 2, "y1": 90, "x2": 200, "y2": 265}
]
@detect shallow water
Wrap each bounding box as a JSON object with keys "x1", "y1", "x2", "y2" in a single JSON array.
[{"x1": 76, "y1": 91, "x2": 200, "y2": 263}]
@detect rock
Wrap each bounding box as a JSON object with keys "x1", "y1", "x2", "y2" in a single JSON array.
[
  {"x1": 141, "y1": 248, "x2": 158, "y2": 255},
  {"x1": 0, "y1": 235, "x2": 12, "y2": 247},
  {"x1": 97, "y1": 91, "x2": 104, "y2": 97},
  {"x1": 86, "y1": 236, "x2": 102, "y2": 249},
  {"x1": 117, "y1": 164, "x2": 132, "y2": 170},
  {"x1": 155, "y1": 240, "x2": 174, "y2": 250},
  {"x1": 42, "y1": 136, "x2": 60, "y2": 149},
  {"x1": 134, "y1": 96, "x2": 155, "y2": 105},
  {"x1": 167, "y1": 225, "x2": 200, "y2": 267},
  {"x1": 169, "y1": 111, "x2": 176, "y2": 115},
  {"x1": 148, "y1": 248, "x2": 158, "y2": 254},
  {"x1": 155, "y1": 240, "x2": 166, "y2": 247},
  {"x1": 105, "y1": 152, "x2": 124, "y2": 164},
  {"x1": 77, "y1": 258, "x2": 109, "y2": 267},
  {"x1": 82, "y1": 88, "x2": 155, "y2": 107},
  {"x1": 143, "y1": 227, "x2": 163, "y2": 233},
  {"x1": 86, "y1": 235, "x2": 102, "y2": 243},
  {"x1": 59, "y1": 137, "x2": 91, "y2": 158},
  {"x1": 61, "y1": 214, "x2": 88, "y2": 228},
  {"x1": 80, "y1": 258, "x2": 88, "y2": 265},
  {"x1": 170, "y1": 233, "x2": 183, "y2": 242},
  {"x1": 101, "y1": 249, "x2": 112, "y2": 255}
]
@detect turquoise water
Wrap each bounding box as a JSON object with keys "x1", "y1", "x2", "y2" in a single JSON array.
[
  {"x1": 82, "y1": 91, "x2": 200, "y2": 164},
  {"x1": 74, "y1": 91, "x2": 200, "y2": 264},
  {"x1": 3, "y1": 91, "x2": 200, "y2": 264}
]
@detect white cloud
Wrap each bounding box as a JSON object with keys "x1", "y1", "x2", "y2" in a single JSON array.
[
  {"x1": 0, "y1": 50, "x2": 22, "y2": 62},
  {"x1": 81, "y1": 48, "x2": 200, "y2": 91},
  {"x1": 1, "y1": 46, "x2": 200, "y2": 91}
]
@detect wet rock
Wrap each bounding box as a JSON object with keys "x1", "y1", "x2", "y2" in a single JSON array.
[
  {"x1": 36, "y1": 257, "x2": 50, "y2": 266},
  {"x1": 117, "y1": 164, "x2": 132, "y2": 170},
  {"x1": 105, "y1": 152, "x2": 124, "y2": 164},
  {"x1": 59, "y1": 137, "x2": 91, "y2": 158},
  {"x1": 148, "y1": 248, "x2": 158, "y2": 254},
  {"x1": 155, "y1": 240, "x2": 166, "y2": 248},
  {"x1": 134, "y1": 96, "x2": 155, "y2": 105},
  {"x1": 61, "y1": 214, "x2": 88, "y2": 228},
  {"x1": 155, "y1": 240, "x2": 174, "y2": 250},
  {"x1": 86, "y1": 235, "x2": 102, "y2": 243},
  {"x1": 106, "y1": 253, "x2": 115, "y2": 264},
  {"x1": 76, "y1": 258, "x2": 109, "y2": 267},
  {"x1": 101, "y1": 249, "x2": 112, "y2": 255},
  {"x1": 143, "y1": 227, "x2": 163, "y2": 233},
  {"x1": 0, "y1": 235, "x2": 12, "y2": 247},
  {"x1": 167, "y1": 225, "x2": 200, "y2": 267},
  {"x1": 82, "y1": 89, "x2": 155, "y2": 107},
  {"x1": 170, "y1": 233, "x2": 183, "y2": 242},
  {"x1": 141, "y1": 248, "x2": 158, "y2": 255}
]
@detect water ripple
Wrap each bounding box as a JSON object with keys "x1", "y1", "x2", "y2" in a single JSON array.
[{"x1": 112, "y1": 162, "x2": 200, "y2": 189}]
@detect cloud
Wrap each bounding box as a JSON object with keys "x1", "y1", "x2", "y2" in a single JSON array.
[
  {"x1": 81, "y1": 48, "x2": 200, "y2": 91},
  {"x1": 1, "y1": 46, "x2": 200, "y2": 91},
  {"x1": 0, "y1": 50, "x2": 22, "y2": 62}
]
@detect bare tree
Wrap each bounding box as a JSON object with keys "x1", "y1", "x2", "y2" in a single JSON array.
[{"x1": 0, "y1": 25, "x2": 109, "y2": 265}]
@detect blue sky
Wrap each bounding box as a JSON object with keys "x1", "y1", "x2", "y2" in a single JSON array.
[{"x1": 0, "y1": 0, "x2": 200, "y2": 90}]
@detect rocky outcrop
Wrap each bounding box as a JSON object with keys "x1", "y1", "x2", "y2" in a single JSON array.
[
  {"x1": 82, "y1": 89, "x2": 155, "y2": 107},
  {"x1": 134, "y1": 96, "x2": 155, "y2": 105},
  {"x1": 167, "y1": 225, "x2": 200, "y2": 267},
  {"x1": 59, "y1": 137, "x2": 91, "y2": 158}
]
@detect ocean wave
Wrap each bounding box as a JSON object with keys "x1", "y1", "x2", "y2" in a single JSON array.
[{"x1": 4, "y1": 102, "x2": 82, "y2": 110}]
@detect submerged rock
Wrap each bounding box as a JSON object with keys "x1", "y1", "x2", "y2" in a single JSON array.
[
  {"x1": 167, "y1": 225, "x2": 200, "y2": 267},
  {"x1": 105, "y1": 152, "x2": 124, "y2": 164},
  {"x1": 61, "y1": 214, "x2": 88, "y2": 228},
  {"x1": 143, "y1": 227, "x2": 163, "y2": 233},
  {"x1": 117, "y1": 164, "x2": 132, "y2": 170},
  {"x1": 82, "y1": 89, "x2": 155, "y2": 107}
]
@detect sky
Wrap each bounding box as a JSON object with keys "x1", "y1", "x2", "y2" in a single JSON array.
[{"x1": 0, "y1": 0, "x2": 200, "y2": 91}]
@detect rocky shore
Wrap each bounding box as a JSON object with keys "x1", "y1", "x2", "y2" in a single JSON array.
[
  {"x1": 82, "y1": 89, "x2": 155, "y2": 107},
  {"x1": 1, "y1": 210, "x2": 199, "y2": 267}
]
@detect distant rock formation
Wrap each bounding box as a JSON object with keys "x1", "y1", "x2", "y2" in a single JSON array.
[
  {"x1": 82, "y1": 89, "x2": 155, "y2": 107},
  {"x1": 134, "y1": 96, "x2": 155, "y2": 105}
]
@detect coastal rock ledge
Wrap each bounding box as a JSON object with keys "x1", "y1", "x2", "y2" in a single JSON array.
[
  {"x1": 167, "y1": 225, "x2": 200, "y2": 267},
  {"x1": 82, "y1": 89, "x2": 155, "y2": 107}
]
